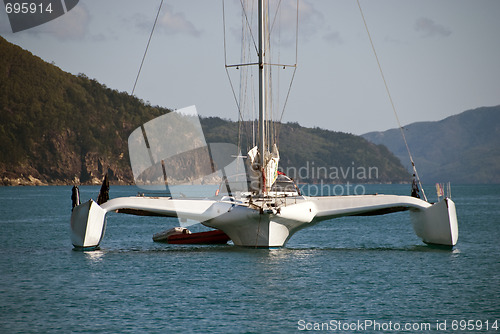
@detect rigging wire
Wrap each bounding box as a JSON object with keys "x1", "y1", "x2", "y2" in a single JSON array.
[
  {"x1": 242, "y1": 0, "x2": 257, "y2": 152},
  {"x1": 275, "y1": 0, "x2": 299, "y2": 146},
  {"x1": 237, "y1": 0, "x2": 259, "y2": 56},
  {"x1": 223, "y1": 0, "x2": 252, "y2": 154},
  {"x1": 270, "y1": 0, "x2": 283, "y2": 34},
  {"x1": 238, "y1": 0, "x2": 255, "y2": 155},
  {"x1": 131, "y1": 0, "x2": 164, "y2": 96},
  {"x1": 223, "y1": 0, "x2": 299, "y2": 154},
  {"x1": 273, "y1": 1, "x2": 281, "y2": 146},
  {"x1": 356, "y1": 0, "x2": 427, "y2": 201}
]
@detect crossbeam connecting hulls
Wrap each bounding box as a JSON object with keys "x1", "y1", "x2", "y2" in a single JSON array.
[{"x1": 71, "y1": 194, "x2": 458, "y2": 249}]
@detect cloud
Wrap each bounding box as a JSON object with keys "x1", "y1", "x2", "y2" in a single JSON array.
[
  {"x1": 20, "y1": 3, "x2": 90, "y2": 40},
  {"x1": 323, "y1": 31, "x2": 343, "y2": 45},
  {"x1": 266, "y1": 0, "x2": 303, "y2": 47},
  {"x1": 414, "y1": 17, "x2": 451, "y2": 38},
  {"x1": 157, "y1": 4, "x2": 202, "y2": 37},
  {"x1": 259, "y1": 0, "x2": 323, "y2": 44},
  {"x1": 298, "y1": 0, "x2": 324, "y2": 41}
]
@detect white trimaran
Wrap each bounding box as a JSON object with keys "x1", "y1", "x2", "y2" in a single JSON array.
[{"x1": 71, "y1": 0, "x2": 458, "y2": 249}]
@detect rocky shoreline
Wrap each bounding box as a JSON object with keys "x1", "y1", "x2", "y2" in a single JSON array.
[{"x1": 1, "y1": 175, "x2": 134, "y2": 186}]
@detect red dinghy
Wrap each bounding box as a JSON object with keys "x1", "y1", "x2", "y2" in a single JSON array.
[{"x1": 153, "y1": 227, "x2": 230, "y2": 245}]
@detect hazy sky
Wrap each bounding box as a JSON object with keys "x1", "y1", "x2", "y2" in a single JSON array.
[{"x1": 1, "y1": 0, "x2": 499, "y2": 135}]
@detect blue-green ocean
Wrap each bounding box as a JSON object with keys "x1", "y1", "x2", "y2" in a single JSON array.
[{"x1": 0, "y1": 184, "x2": 499, "y2": 333}]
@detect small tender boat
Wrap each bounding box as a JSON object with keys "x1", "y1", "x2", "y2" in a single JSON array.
[{"x1": 153, "y1": 227, "x2": 230, "y2": 245}]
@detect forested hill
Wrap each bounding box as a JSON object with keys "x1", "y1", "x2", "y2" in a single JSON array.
[
  {"x1": 0, "y1": 36, "x2": 167, "y2": 185},
  {"x1": 363, "y1": 106, "x2": 500, "y2": 184},
  {"x1": 201, "y1": 117, "x2": 409, "y2": 184},
  {"x1": 0, "y1": 36, "x2": 409, "y2": 185}
]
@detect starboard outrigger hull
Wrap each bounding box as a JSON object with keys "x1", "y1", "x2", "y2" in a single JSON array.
[
  {"x1": 70, "y1": 194, "x2": 458, "y2": 249},
  {"x1": 410, "y1": 197, "x2": 458, "y2": 246}
]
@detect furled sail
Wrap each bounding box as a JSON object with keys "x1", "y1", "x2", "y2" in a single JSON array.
[
  {"x1": 264, "y1": 144, "x2": 280, "y2": 192},
  {"x1": 247, "y1": 146, "x2": 260, "y2": 193},
  {"x1": 247, "y1": 144, "x2": 280, "y2": 194}
]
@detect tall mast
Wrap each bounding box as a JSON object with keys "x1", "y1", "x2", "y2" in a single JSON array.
[{"x1": 258, "y1": 0, "x2": 267, "y2": 194}]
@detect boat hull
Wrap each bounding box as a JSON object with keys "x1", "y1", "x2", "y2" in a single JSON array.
[
  {"x1": 203, "y1": 195, "x2": 458, "y2": 248},
  {"x1": 153, "y1": 229, "x2": 230, "y2": 244},
  {"x1": 410, "y1": 198, "x2": 458, "y2": 246},
  {"x1": 70, "y1": 200, "x2": 106, "y2": 249},
  {"x1": 69, "y1": 194, "x2": 458, "y2": 249},
  {"x1": 203, "y1": 200, "x2": 317, "y2": 247}
]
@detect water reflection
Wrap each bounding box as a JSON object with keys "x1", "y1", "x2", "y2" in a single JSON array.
[{"x1": 84, "y1": 249, "x2": 105, "y2": 263}]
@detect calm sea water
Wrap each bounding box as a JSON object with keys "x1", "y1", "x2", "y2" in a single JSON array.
[{"x1": 0, "y1": 184, "x2": 499, "y2": 333}]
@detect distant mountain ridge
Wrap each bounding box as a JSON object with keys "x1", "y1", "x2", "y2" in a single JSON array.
[
  {"x1": 0, "y1": 36, "x2": 410, "y2": 185},
  {"x1": 362, "y1": 106, "x2": 500, "y2": 184}
]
